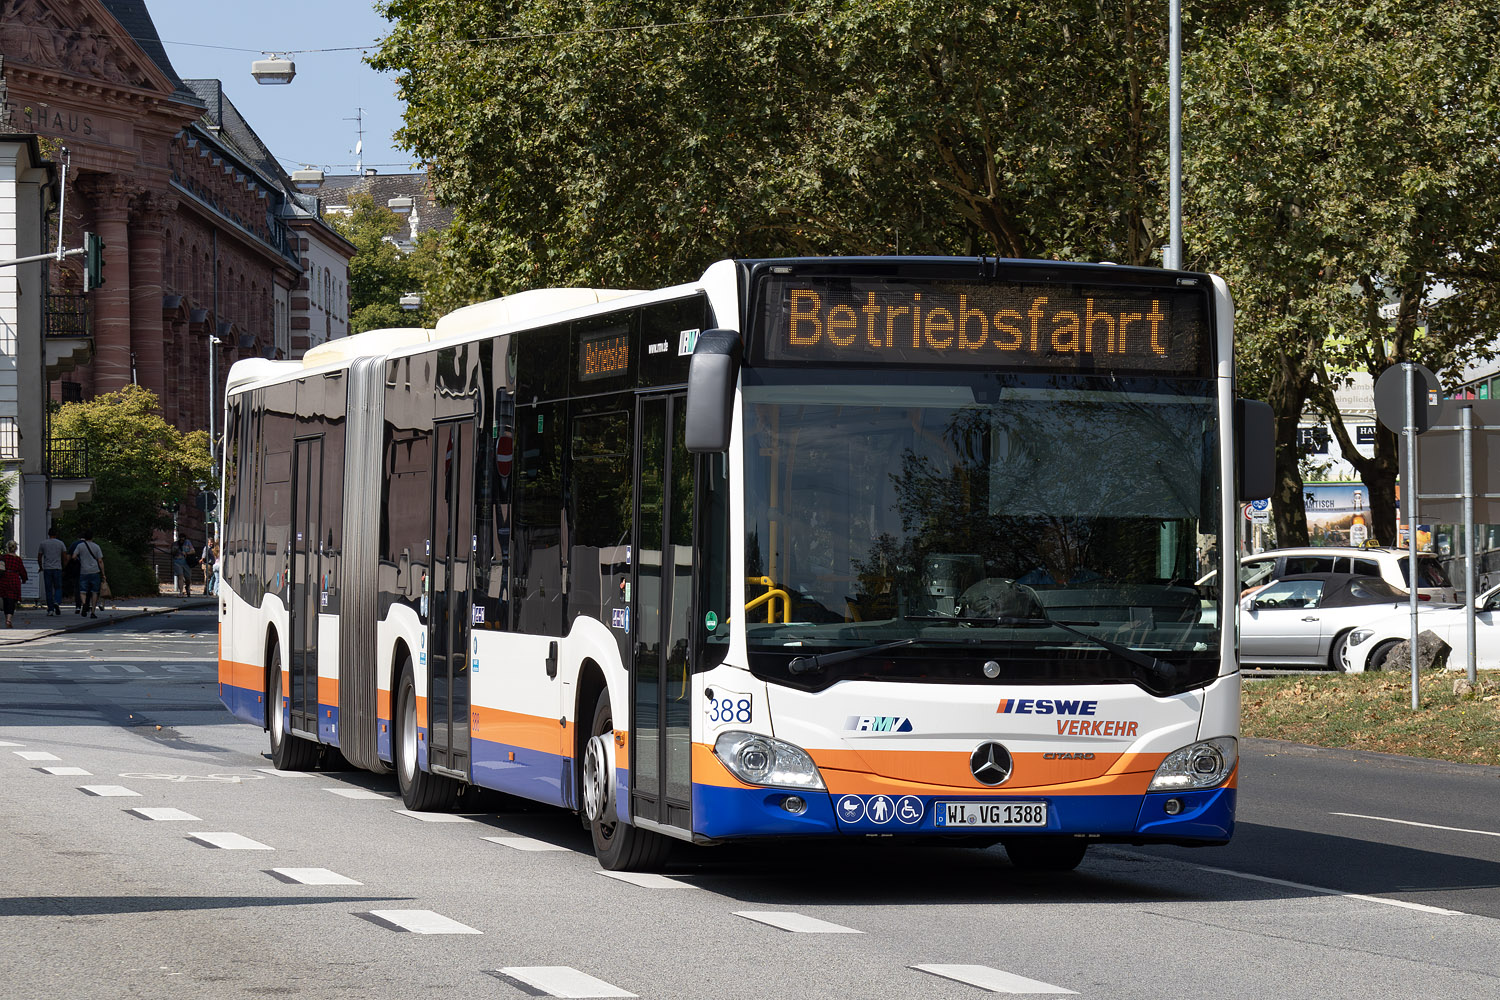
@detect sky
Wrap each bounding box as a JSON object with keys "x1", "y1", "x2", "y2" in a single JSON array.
[{"x1": 141, "y1": 0, "x2": 413, "y2": 177}]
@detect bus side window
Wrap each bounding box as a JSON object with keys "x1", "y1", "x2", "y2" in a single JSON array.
[
  {"x1": 515, "y1": 401, "x2": 566, "y2": 635},
  {"x1": 569, "y1": 408, "x2": 631, "y2": 641}
]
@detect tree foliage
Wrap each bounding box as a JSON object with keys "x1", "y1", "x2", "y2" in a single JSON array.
[
  {"x1": 372, "y1": 1, "x2": 1227, "y2": 296},
  {"x1": 327, "y1": 192, "x2": 441, "y2": 332},
  {"x1": 1185, "y1": 1, "x2": 1500, "y2": 544},
  {"x1": 51, "y1": 386, "x2": 213, "y2": 560}
]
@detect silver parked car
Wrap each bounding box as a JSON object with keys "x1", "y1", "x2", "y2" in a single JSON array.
[{"x1": 1239, "y1": 573, "x2": 1415, "y2": 670}]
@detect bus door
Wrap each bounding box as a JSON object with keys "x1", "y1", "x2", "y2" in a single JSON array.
[
  {"x1": 631, "y1": 393, "x2": 693, "y2": 831},
  {"x1": 289, "y1": 435, "x2": 323, "y2": 738},
  {"x1": 428, "y1": 418, "x2": 475, "y2": 777}
]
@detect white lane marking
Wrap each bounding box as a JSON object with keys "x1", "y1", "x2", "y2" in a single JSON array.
[
  {"x1": 734, "y1": 911, "x2": 863, "y2": 934},
  {"x1": 0, "y1": 740, "x2": 22, "y2": 746},
  {"x1": 38, "y1": 766, "x2": 91, "y2": 775},
  {"x1": 79, "y1": 785, "x2": 141, "y2": 797},
  {"x1": 187, "y1": 832, "x2": 274, "y2": 850},
  {"x1": 255, "y1": 767, "x2": 311, "y2": 778},
  {"x1": 599, "y1": 871, "x2": 691, "y2": 889},
  {"x1": 495, "y1": 966, "x2": 636, "y2": 997},
  {"x1": 129, "y1": 807, "x2": 201, "y2": 821},
  {"x1": 323, "y1": 787, "x2": 392, "y2": 799},
  {"x1": 268, "y1": 867, "x2": 361, "y2": 885},
  {"x1": 89, "y1": 664, "x2": 112, "y2": 674},
  {"x1": 359, "y1": 909, "x2": 482, "y2": 934},
  {"x1": 14, "y1": 751, "x2": 61, "y2": 761},
  {"x1": 1331, "y1": 811, "x2": 1500, "y2": 839},
  {"x1": 119, "y1": 664, "x2": 144, "y2": 674},
  {"x1": 393, "y1": 809, "x2": 474, "y2": 823},
  {"x1": 912, "y1": 965, "x2": 1077, "y2": 994},
  {"x1": 482, "y1": 835, "x2": 569, "y2": 852},
  {"x1": 1197, "y1": 865, "x2": 1463, "y2": 915}
]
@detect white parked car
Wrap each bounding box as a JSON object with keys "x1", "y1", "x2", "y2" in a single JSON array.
[
  {"x1": 1239, "y1": 573, "x2": 1415, "y2": 670},
  {"x1": 1340, "y1": 584, "x2": 1500, "y2": 673},
  {"x1": 1233, "y1": 546, "x2": 1458, "y2": 604}
]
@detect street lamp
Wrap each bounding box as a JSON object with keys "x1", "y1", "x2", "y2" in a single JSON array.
[
  {"x1": 251, "y1": 55, "x2": 296, "y2": 85},
  {"x1": 290, "y1": 168, "x2": 325, "y2": 192},
  {"x1": 387, "y1": 196, "x2": 414, "y2": 216},
  {"x1": 400, "y1": 292, "x2": 422, "y2": 311}
]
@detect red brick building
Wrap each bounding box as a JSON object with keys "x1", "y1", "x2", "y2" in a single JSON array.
[{"x1": 1, "y1": 0, "x2": 353, "y2": 550}]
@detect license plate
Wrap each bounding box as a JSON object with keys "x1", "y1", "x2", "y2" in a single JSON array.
[{"x1": 935, "y1": 801, "x2": 1048, "y2": 828}]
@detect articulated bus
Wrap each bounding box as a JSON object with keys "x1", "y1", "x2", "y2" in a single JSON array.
[{"x1": 218, "y1": 257, "x2": 1273, "y2": 871}]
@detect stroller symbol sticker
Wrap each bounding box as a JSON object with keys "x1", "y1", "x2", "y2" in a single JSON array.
[{"x1": 837, "y1": 795, "x2": 865, "y2": 823}]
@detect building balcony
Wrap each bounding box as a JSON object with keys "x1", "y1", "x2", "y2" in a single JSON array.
[
  {"x1": 47, "y1": 437, "x2": 94, "y2": 513},
  {"x1": 44, "y1": 293, "x2": 94, "y2": 380}
]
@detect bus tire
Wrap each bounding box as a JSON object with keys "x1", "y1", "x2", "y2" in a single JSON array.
[
  {"x1": 1003, "y1": 837, "x2": 1088, "y2": 872},
  {"x1": 1367, "y1": 640, "x2": 1402, "y2": 673},
  {"x1": 394, "y1": 657, "x2": 459, "y2": 812},
  {"x1": 268, "y1": 643, "x2": 317, "y2": 771},
  {"x1": 587, "y1": 689, "x2": 671, "y2": 872}
]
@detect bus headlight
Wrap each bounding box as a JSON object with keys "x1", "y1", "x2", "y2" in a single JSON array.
[
  {"x1": 1148, "y1": 737, "x2": 1237, "y2": 791},
  {"x1": 714, "y1": 731, "x2": 825, "y2": 790},
  {"x1": 1348, "y1": 628, "x2": 1375, "y2": 647}
]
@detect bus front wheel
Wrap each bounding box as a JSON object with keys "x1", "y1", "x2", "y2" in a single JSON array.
[
  {"x1": 268, "y1": 644, "x2": 317, "y2": 770},
  {"x1": 587, "y1": 689, "x2": 671, "y2": 872}
]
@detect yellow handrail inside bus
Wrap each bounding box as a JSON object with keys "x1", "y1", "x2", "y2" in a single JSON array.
[{"x1": 745, "y1": 576, "x2": 790, "y2": 624}]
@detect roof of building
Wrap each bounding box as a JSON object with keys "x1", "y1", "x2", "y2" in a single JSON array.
[
  {"x1": 99, "y1": 0, "x2": 203, "y2": 106},
  {"x1": 309, "y1": 171, "x2": 455, "y2": 238},
  {"x1": 181, "y1": 79, "x2": 290, "y2": 190}
]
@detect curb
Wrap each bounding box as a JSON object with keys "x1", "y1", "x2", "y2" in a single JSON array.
[{"x1": 0, "y1": 599, "x2": 216, "y2": 646}]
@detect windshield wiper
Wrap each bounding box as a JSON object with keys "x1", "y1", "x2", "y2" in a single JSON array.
[
  {"x1": 787, "y1": 638, "x2": 916, "y2": 675},
  {"x1": 988, "y1": 616, "x2": 1177, "y2": 686}
]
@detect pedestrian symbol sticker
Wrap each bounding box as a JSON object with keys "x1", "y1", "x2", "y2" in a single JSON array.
[
  {"x1": 867, "y1": 795, "x2": 895, "y2": 824},
  {"x1": 837, "y1": 795, "x2": 865, "y2": 823},
  {"x1": 896, "y1": 796, "x2": 923, "y2": 825}
]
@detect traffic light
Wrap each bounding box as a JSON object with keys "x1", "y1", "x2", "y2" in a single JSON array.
[{"x1": 84, "y1": 231, "x2": 105, "y2": 291}]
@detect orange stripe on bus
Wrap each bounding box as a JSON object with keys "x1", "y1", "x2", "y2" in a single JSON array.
[
  {"x1": 218, "y1": 657, "x2": 263, "y2": 695},
  {"x1": 470, "y1": 705, "x2": 571, "y2": 758}
]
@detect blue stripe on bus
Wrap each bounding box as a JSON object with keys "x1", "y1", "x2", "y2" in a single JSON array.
[
  {"x1": 219, "y1": 682, "x2": 264, "y2": 728},
  {"x1": 471, "y1": 736, "x2": 570, "y2": 807},
  {"x1": 690, "y1": 784, "x2": 1235, "y2": 842}
]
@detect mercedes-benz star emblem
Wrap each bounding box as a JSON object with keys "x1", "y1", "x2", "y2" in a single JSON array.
[{"x1": 970, "y1": 742, "x2": 1013, "y2": 786}]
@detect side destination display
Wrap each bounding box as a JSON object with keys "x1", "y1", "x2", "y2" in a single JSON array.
[{"x1": 755, "y1": 275, "x2": 1210, "y2": 376}]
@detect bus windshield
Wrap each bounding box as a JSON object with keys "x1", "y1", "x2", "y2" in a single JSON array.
[{"x1": 740, "y1": 369, "x2": 1223, "y2": 693}]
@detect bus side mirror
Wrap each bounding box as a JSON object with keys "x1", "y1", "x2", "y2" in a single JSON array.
[
  {"x1": 1235, "y1": 398, "x2": 1274, "y2": 501},
  {"x1": 685, "y1": 329, "x2": 741, "y2": 453}
]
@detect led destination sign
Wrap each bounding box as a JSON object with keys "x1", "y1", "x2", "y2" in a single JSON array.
[
  {"x1": 579, "y1": 329, "x2": 630, "y2": 381},
  {"x1": 757, "y1": 278, "x2": 1208, "y2": 374}
]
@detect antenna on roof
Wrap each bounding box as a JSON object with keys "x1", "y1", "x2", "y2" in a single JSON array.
[{"x1": 344, "y1": 107, "x2": 366, "y2": 174}]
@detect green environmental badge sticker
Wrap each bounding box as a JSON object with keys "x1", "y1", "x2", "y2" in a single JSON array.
[{"x1": 704, "y1": 611, "x2": 718, "y2": 632}]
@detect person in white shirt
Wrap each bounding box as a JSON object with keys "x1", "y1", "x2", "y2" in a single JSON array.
[
  {"x1": 36, "y1": 525, "x2": 68, "y2": 617},
  {"x1": 71, "y1": 529, "x2": 105, "y2": 619}
]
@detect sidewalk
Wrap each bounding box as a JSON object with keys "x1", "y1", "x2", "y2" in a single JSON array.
[{"x1": 0, "y1": 594, "x2": 216, "y2": 645}]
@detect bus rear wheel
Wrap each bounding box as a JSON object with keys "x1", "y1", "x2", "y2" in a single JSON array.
[
  {"x1": 1003, "y1": 837, "x2": 1088, "y2": 872},
  {"x1": 268, "y1": 644, "x2": 317, "y2": 770},
  {"x1": 394, "y1": 657, "x2": 459, "y2": 812},
  {"x1": 587, "y1": 689, "x2": 671, "y2": 872}
]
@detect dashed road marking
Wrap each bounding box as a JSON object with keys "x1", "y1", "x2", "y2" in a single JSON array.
[
  {"x1": 14, "y1": 751, "x2": 60, "y2": 761},
  {"x1": 356, "y1": 909, "x2": 481, "y2": 934},
  {"x1": 734, "y1": 911, "x2": 863, "y2": 934},
  {"x1": 38, "y1": 766, "x2": 91, "y2": 775},
  {"x1": 911, "y1": 964, "x2": 1076, "y2": 994},
  {"x1": 88, "y1": 664, "x2": 112, "y2": 674},
  {"x1": 187, "y1": 832, "x2": 274, "y2": 850},
  {"x1": 394, "y1": 809, "x2": 474, "y2": 823},
  {"x1": 129, "y1": 807, "x2": 201, "y2": 821},
  {"x1": 118, "y1": 664, "x2": 145, "y2": 674},
  {"x1": 324, "y1": 787, "x2": 392, "y2": 799},
  {"x1": 255, "y1": 767, "x2": 311, "y2": 778},
  {"x1": 1197, "y1": 864, "x2": 1463, "y2": 915},
  {"x1": 599, "y1": 871, "x2": 691, "y2": 889},
  {"x1": 1331, "y1": 811, "x2": 1500, "y2": 839},
  {"x1": 0, "y1": 740, "x2": 23, "y2": 746},
  {"x1": 493, "y1": 966, "x2": 636, "y2": 997},
  {"x1": 79, "y1": 785, "x2": 140, "y2": 797},
  {"x1": 268, "y1": 868, "x2": 361, "y2": 885},
  {"x1": 482, "y1": 835, "x2": 570, "y2": 852}
]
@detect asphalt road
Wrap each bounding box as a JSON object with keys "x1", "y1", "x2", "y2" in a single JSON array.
[{"x1": 2, "y1": 608, "x2": 1498, "y2": 999}]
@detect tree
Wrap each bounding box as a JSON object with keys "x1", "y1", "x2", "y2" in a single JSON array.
[
  {"x1": 371, "y1": 1, "x2": 1249, "y2": 297},
  {"x1": 327, "y1": 193, "x2": 434, "y2": 332},
  {"x1": 1185, "y1": 1, "x2": 1500, "y2": 545},
  {"x1": 51, "y1": 386, "x2": 213, "y2": 560}
]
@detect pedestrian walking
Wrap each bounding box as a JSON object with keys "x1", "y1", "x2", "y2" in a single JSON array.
[
  {"x1": 1, "y1": 539, "x2": 28, "y2": 628},
  {"x1": 71, "y1": 529, "x2": 105, "y2": 619},
  {"x1": 36, "y1": 525, "x2": 68, "y2": 616},
  {"x1": 61, "y1": 535, "x2": 81, "y2": 612},
  {"x1": 206, "y1": 540, "x2": 221, "y2": 596},
  {"x1": 172, "y1": 536, "x2": 190, "y2": 596}
]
